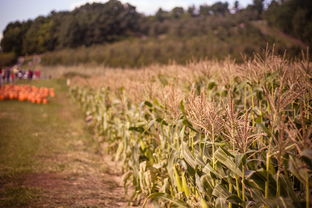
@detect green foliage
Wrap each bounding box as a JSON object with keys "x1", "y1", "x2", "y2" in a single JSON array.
[
  {"x1": 69, "y1": 56, "x2": 312, "y2": 207},
  {"x1": 265, "y1": 0, "x2": 312, "y2": 47},
  {"x1": 1, "y1": 0, "x2": 309, "y2": 64},
  {"x1": 1, "y1": 21, "x2": 32, "y2": 55},
  {"x1": 22, "y1": 17, "x2": 56, "y2": 54},
  {"x1": 199, "y1": 2, "x2": 230, "y2": 16},
  {"x1": 1, "y1": 0, "x2": 141, "y2": 55},
  {"x1": 41, "y1": 30, "x2": 299, "y2": 67},
  {"x1": 0, "y1": 52, "x2": 17, "y2": 67},
  {"x1": 252, "y1": 0, "x2": 264, "y2": 17}
]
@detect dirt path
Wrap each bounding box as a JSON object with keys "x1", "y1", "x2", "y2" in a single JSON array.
[
  {"x1": 22, "y1": 145, "x2": 127, "y2": 207},
  {"x1": 0, "y1": 80, "x2": 128, "y2": 207}
]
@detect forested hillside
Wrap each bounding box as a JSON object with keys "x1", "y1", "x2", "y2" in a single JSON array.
[{"x1": 0, "y1": 0, "x2": 311, "y2": 67}]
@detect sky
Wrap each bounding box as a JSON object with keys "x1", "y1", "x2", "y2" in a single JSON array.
[{"x1": 0, "y1": 0, "x2": 253, "y2": 40}]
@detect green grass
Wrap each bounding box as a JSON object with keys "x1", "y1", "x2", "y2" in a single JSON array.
[
  {"x1": 0, "y1": 80, "x2": 66, "y2": 170},
  {"x1": 0, "y1": 79, "x2": 95, "y2": 207}
]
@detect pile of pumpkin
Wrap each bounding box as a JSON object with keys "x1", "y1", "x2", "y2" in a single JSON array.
[{"x1": 0, "y1": 84, "x2": 55, "y2": 104}]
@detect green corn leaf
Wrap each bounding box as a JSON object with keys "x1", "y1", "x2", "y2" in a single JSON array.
[
  {"x1": 180, "y1": 100, "x2": 186, "y2": 115},
  {"x1": 289, "y1": 156, "x2": 306, "y2": 184},
  {"x1": 212, "y1": 184, "x2": 231, "y2": 199},
  {"x1": 142, "y1": 192, "x2": 189, "y2": 208},
  {"x1": 250, "y1": 189, "x2": 271, "y2": 207},
  {"x1": 144, "y1": 100, "x2": 153, "y2": 107},
  {"x1": 235, "y1": 152, "x2": 247, "y2": 167},
  {"x1": 301, "y1": 149, "x2": 312, "y2": 170},
  {"x1": 174, "y1": 166, "x2": 183, "y2": 193},
  {"x1": 215, "y1": 197, "x2": 227, "y2": 208},
  {"x1": 245, "y1": 169, "x2": 277, "y2": 195},
  {"x1": 208, "y1": 81, "x2": 217, "y2": 90},
  {"x1": 182, "y1": 172, "x2": 191, "y2": 197},
  {"x1": 182, "y1": 142, "x2": 205, "y2": 169},
  {"x1": 156, "y1": 117, "x2": 168, "y2": 126},
  {"x1": 202, "y1": 163, "x2": 226, "y2": 179},
  {"x1": 182, "y1": 118, "x2": 197, "y2": 132},
  {"x1": 195, "y1": 173, "x2": 205, "y2": 194},
  {"x1": 227, "y1": 194, "x2": 243, "y2": 205},
  {"x1": 214, "y1": 148, "x2": 243, "y2": 177},
  {"x1": 256, "y1": 123, "x2": 271, "y2": 137},
  {"x1": 115, "y1": 141, "x2": 124, "y2": 161},
  {"x1": 200, "y1": 197, "x2": 209, "y2": 208},
  {"x1": 279, "y1": 175, "x2": 298, "y2": 203},
  {"x1": 129, "y1": 126, "x2": 145, "y2": 133}
]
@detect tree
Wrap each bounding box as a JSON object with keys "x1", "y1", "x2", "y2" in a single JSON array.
[
  {"x1": 155, "y1": 8, "x2": 169, "y2": 22},
  {"x1": 234, "y1": 1, "x2": 240, "y2": 13},
  {"x1": 210, "y1": 2, "x2": 229, "y2": 16},
  {"x1": 171, "y1": 7, "x2": 185, "y2": 19},
  {"x1": 0, "y1": 0, "x2": 142, "y2": 54},
  {"x1": 0, "y1": 21, "x2": 31, "y2": 55},
  {"x1": 57, "y1": 17, "x2": 84, "y2": 48},
  {"x1": 252, "y1": 0, "x2": 264, "y2": 17},
  {"x1": 187, "y1": 5, "x2": 197, "y2": 17},
  {"x1": 22, "y1": 16, "x2": 56, "y2": 54},
  {"x1": 199, "y1": 5, "x2": 211, "y2": 16}
]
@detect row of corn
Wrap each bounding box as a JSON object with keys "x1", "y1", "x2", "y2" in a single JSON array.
[
  {"x1": 0, "y1": 84, "x2": 55, "y2": 104},
  {"x1": 70, "y1": 57, "x2": 311, "y2": 208}
]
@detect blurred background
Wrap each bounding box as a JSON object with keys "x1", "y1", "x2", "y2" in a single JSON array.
[{"x1": 0, "y1": 0, "x2": 311, "y2": 68}]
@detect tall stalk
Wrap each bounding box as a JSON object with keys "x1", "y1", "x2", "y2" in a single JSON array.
[
  {"x1": 265, "y1": 151, "x2": 271, "y2": 199},
  {"x1": 212, "y1": 126, "x2": 216, "y2": 170},
  {"x1": 242, "y1": 167, "x2": 245, "y2": 202},
  {"x1": 228, "y1": 183, "x2": 233, "y2": 208},
  {"x1": 306, "y1": 174, "x2": 310, "y2": 208}
]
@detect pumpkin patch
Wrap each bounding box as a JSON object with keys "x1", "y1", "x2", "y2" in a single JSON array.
[{"x1": 0, "y1": 84, "x2": 55, "y2": 104}]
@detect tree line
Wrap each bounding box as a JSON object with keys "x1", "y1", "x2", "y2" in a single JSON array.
[
  {"x1": 1, "y1": 0, "x2": 140, "y2": 55},
  {"x1": 0, "y1": 0, "x2": 311, "y2": 67}
]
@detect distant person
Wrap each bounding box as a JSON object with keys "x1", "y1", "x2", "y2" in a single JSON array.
[
  {"x1": 28, "y1": 70, "x2": 33, "y2": 80},
  {"x1": 13, "y1": 67, "x2": 18, "y2": 79},
  {"x1": 1, "y1": 69, "x2": 5, "y2": 83},
  {"x1": 34, "y1": 70, "x2": 41, "y2": 79},
  {"x1": 17, "y1": 69, "x2": 24, "y2": 79},
  {"x1": 0, "y1": 69, "x2": 3, "y2": 85},
  {"x1": 24, "y1": 70, "x2": 28, "y2": 79},
  {"x1": 10, "y1": 70, "x2": 15, "y2": 82},
  {"x1": 4, "y1": 68, "x2": 11, "y2": 83}
]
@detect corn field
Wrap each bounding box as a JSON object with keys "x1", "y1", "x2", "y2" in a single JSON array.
[{"x1": 68, "y1": 53, "x2": 312, "y2": 208}]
